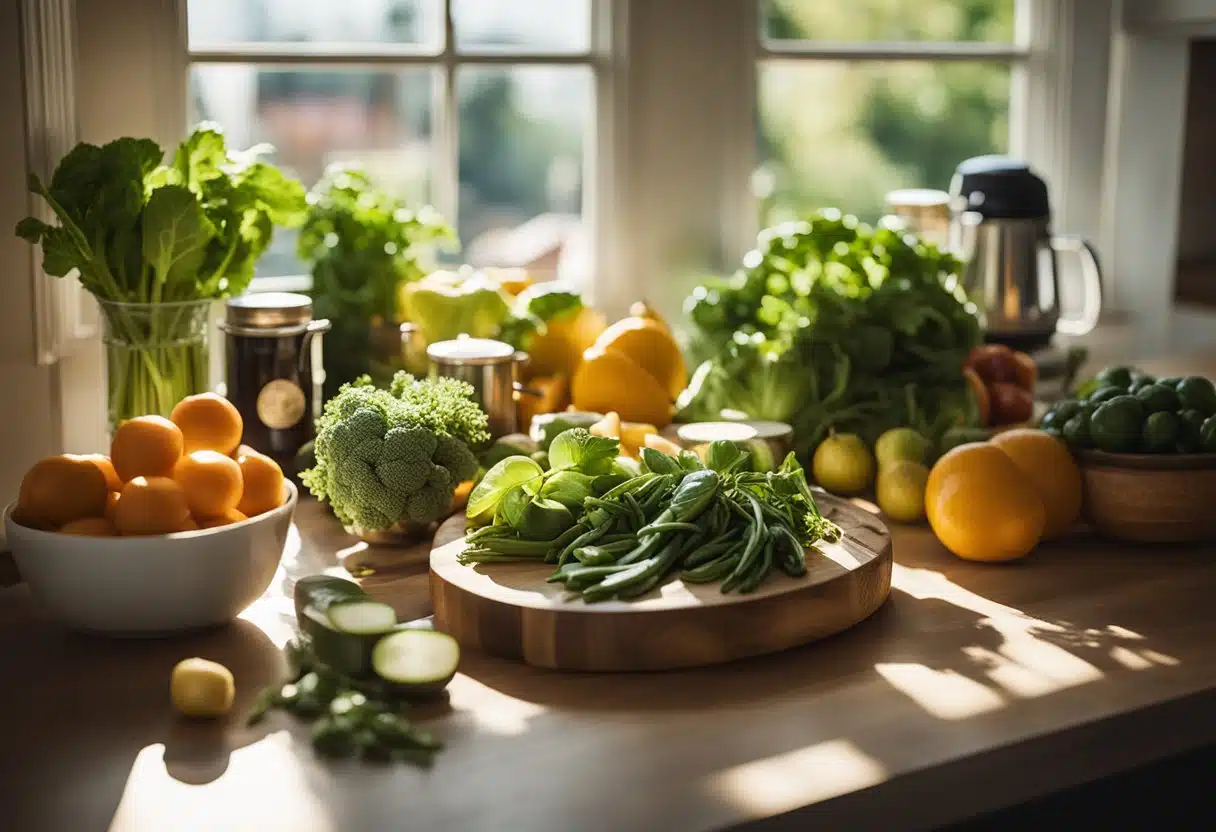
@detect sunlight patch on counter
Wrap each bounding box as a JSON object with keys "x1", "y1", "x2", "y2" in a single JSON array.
[
  {"x1": 109, "y1": 732, "x2": 331, "y2": 832},
  {"x1": 707, "y1": 739, "x2": 886, "y2": 817},
  {"x1": 446, "y1": 674, "x2": 545, "y2": 736},
  {"x1": 875, "y1": 662, "x2": 1006, "y2": 719}
]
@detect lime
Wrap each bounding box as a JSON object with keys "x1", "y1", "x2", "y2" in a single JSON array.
[
  {"x1": 1040, "y1": 400, "x2": 1081, "y2": 431},
  {"x1": 874, "y1": 427, "x2": 930, "y2": 468},
  {"x1": 1201, "y1": 416, "x2": 1216, "y2": 452},
  {"x1": 1158, "y1": 376, "x2": 1183, "y2": 389},
  {"x1": 811, "y1": 433, "x2": 875, "y2": 495},
  {"x1": 1135, "y1": 383, "x2": 1180, "y2": 414},
  {"x1": 1088, "y1": 386, "x2": 1125, "y2": 405},
  {"x1": 1142, "y1": 412, "x2": 1179, "y2": 453},
  {"x1": 1090, "y1": 396, "x2": 1145, "y2": 452},
  {"x1": 466, "y1": 456, "x2": 545, "y2": 526},
  {"x1": 1128, "y1": 377, "x2": 1154, "y2": 395},
  {"x1": 876, "y1": 460, "x2": 929, "y2": 523},
  {"x1": 1177, "y1": 409, "x2": 1205, "y2": 453},
  {"x1": 1095, "y1": 366, "x2": 1134, "y2": 389},
  {"x1": 1061, "y1": 413, "x2": 1091, "y2": 448},
  {"x1": 1176, "y1": 376, "x2": 1216, "y2": 416}
]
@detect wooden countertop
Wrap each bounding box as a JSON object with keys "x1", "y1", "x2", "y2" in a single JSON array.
[{"x1": 3, "y1": 356, "x2": 1216, "y2": 832}]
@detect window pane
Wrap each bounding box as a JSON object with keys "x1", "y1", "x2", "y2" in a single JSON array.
[
  {"x1": 190, "y1": 65, "x2": 436, "y2": 277},
  {"x1": 188, "y1": 0, "x2": 441, "y2": 48},
  {"x1": 762, "y1": 0, "x2": 1016, "y2": 42},
  {"x1": 456, "y1": 66, "x2": 591, "y2": 283},
  {"x1": 452, "y1": 0, "x2": 591, "y2": 53},
  {"x1": 756, "y1": 61, "x2": 1010, "y2": 225}
]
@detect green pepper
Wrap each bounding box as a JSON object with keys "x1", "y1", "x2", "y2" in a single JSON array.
[{"x1": 400, "y1": 269, "x2": 512, "y2": 345}]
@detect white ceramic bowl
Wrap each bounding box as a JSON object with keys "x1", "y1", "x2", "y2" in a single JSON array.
[{"x1": 3, "y1": 480, "x2": 297, "y2": 635}]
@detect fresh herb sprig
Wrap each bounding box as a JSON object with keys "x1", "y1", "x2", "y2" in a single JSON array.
[
  {"x1": 298, "y1": 163, "x2": 454, "y2": 391},
  {"x1": 248, "y1": 637, "x2": 443, "y2": 767}
]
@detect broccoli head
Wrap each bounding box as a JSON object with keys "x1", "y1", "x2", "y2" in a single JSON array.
[{"x1": 302, "y1": 375, "x2": 490, "y2": 529}]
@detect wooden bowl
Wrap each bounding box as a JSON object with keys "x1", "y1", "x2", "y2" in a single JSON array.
[{"x1": 1074, "y1": 448, "x2": 1216, "y2": 543}]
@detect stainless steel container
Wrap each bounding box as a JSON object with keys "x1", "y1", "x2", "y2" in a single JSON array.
[
  {"x1": 427, "y1": 337, "x2": 527, "y2": 438},
  {"x1": 884, "y1": 188, "x2": 950, "y2": 249},
  {"x1": 948, "y1": 155, "x2": 1103, "y2": 350}
]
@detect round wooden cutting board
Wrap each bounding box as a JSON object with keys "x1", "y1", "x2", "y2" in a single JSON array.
[{"x1": 429, "y1": 494, "x2": 893, "y2": 672}]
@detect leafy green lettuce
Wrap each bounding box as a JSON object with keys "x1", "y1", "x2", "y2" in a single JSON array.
[{"x1": 16, "y1": 123, "x2": 307, "y2": 303}]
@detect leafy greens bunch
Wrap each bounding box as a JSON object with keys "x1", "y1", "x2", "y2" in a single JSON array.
[
  {"x1": 678, "y1": 210, "x2": 983, "y2": 454},
  {"x1": 301, "y1": 372, "x2": 490, "y2": 531},
  {"x1": 298, "y1": 163, "x2": 455, "y2": 393},
  {"x1": 15, "y1": 124, "x2": 307, "y2": 421},
  {"x1": 17, "y1": 123, "x2": 307, "y2": 304},
  {"x1": 460, "y1": 433, "x2": 839, "y2": 601}
]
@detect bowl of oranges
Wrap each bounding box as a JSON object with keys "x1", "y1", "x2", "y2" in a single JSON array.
[{"x1": 2, "y1": 393, "x2": 296, "y2": 635}]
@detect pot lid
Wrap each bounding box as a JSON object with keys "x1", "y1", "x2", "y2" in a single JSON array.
[
  {"x1": 225, "y1": 292, "x2": 313, "y2": 329},
  {"x1": 949, "y1": 155, "x2": 1050, "y2": 220}
]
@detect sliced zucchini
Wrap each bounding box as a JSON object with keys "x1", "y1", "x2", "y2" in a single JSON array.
[
  {"x1": 326, "y1": 600, "x2": 397, "y2": 634},
  {"x1": 371, "y1": 630, "x2": 461, "y2": 695},
  {"x1": 294, "y1": 575, "x2": 400, "y2": 676}
]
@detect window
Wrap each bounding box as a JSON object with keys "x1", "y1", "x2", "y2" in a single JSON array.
[
  {"x1": 186, "y1": 0, "x2": 595, "y2": 285},
  {"x1": 755, "y1": 0, "x2": 1025, "y2": 225}
]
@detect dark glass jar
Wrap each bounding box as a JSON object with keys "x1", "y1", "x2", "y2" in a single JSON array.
[{"x1": 219, "y1": 292, "x2": 330, "y2": 479}]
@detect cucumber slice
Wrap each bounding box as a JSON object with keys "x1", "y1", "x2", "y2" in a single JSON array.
[
  {"x1": 327, "y1": 601, "x2": 397, "y2": 634},
  {"x1": 294, "y1": 575, "x2": 400, "y2": 676},
  {"x1": 371, "y1": 630, "x2": 461, "y2": 695}
]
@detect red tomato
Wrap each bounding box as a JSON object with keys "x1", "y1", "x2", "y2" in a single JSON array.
[
  {"x1": 989, "y1": 382, "x2": 1034, "y2": 425},
  {"x1": 1012, "y1": 351, "x2": 1038, "y2": 392},
  {"x1": 962, "y1": 367, "x2": 991, "y2": 426},
  {"x1": 966, "y1": 344, "x2": 1020, "y2": 384}
]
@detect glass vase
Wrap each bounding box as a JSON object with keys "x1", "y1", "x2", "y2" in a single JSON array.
[{"x1": 99, "y1": 299, "x2": 212, "y2": 432}]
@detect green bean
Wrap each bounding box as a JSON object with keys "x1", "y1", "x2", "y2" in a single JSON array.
[
  {"x1": 459, "y1": 551, "x2": 547, "y2": 565},
  {"x1": 681, "y1": 549, "x2": 742, "y2": 583},
  {"x1": 464, "y1": 524, "x2": 514, "y2": 543},
  {"x1": 556, "y1": 524, "x2": 609, "y2": 566},
  {"x1": 583, "y1": 538, "x2": 683, "y2": 602},
  {"x1": 565, "y1": 563, "x2": 639, "y2": 591},
  {"x1": 598, "y1": 533, "x2": 639, "y2": 545},
  {"x1": 772, "y1": 525, "x2": 807, "y2": 577},
  {"x1": 583, "y1": 497, "x2": 632, "y2": 517},
  {"x1": 615, "y1": 528, "x2": 669, "y2": 565},
  {"x1": 574, "y1": 543, "x2": 626, "y2": 565},
  {"x1": 542, "y1": 523, "x2": 593, "y2": 563},
  {"x1": 722, "y1": 494, "x2": 768, "y2": 589},
  {"x1": 636, "y1": 521, "x2": 701, "y2": 536},
  {"x1": 737, "y1": 536, "x2": 775, "y2": 594},
  {"x1": 681, "y1": 539, "x2": 734, "y2": 569},
  {"x1": 622, "y1": 492, "x2": 646, "y2": 529},
  {"x1": 479, "y1": 537, "x2": 555, "y2": 556}
]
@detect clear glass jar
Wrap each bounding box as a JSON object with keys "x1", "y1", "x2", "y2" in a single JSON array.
[{"x1": 98, "y1": 299, "x2": 212, "y2": 432}]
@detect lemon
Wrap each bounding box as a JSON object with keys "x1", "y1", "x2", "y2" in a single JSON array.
[
  {"x1": 876, "y1": 460, "x2": 929, "y2": 523},
  {"x1": 874, "y1": 427, "x2": 930, "y2": 468},
  {"x1": 811, "y1": 433, "x2": 875, "y2": 495}
]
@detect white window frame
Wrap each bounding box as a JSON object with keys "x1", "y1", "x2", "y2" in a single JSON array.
[
  {"x1": 17, "y1": 0, "x2": 1111, "y2": 460},
  {"x1": 187, "y1": 0, "x2": 609, "y2": 301}
]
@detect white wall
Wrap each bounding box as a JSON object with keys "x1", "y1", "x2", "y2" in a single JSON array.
[{"x1": 0, "y1": 0, "x2": 62, "y2": 506}]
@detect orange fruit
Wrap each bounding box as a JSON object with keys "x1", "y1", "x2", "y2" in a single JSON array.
[
  {"x1": 170, "y1": 392, "x2": 244, "y2": 456},
  {"x1": 16, "y1": 455, "x2": 110, "y2": 529},
  {"x1": 925, "y1": 442, "x2": 1046, "y2": 562},
  {"x1": 59, "y1": 516, "x2": 118, "y2": 537},
  {"x1": 990, "y1": 428, "x2": 1082, "y2": 539},
  {"x1": 104, "y1": 491, "x2": 121, "y2": 523},
  {"x1": 173, "y1": 450, "x2": 244, "y2": 519},
  {"x1": 235, "y1": 447, "x2": 285, "y2": 517},
  {"x1": 113, "y1": 476, "x2": 193, "y2": 535},
  {"x1": 594, "y1": 317, "x2": 687, "y2": 399},
  {"x1": 79, "y1": 453, "x2": 122, "y2": 492},
  {"x1": 198, "y1": 508, "x2": 248, "y2": 529},
  {"x1": 571, "y1": 347, "x2": 673, "y2": 427},
  {"x1": 110, "y1": 415, "x2": 184, "y2": 482}
]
